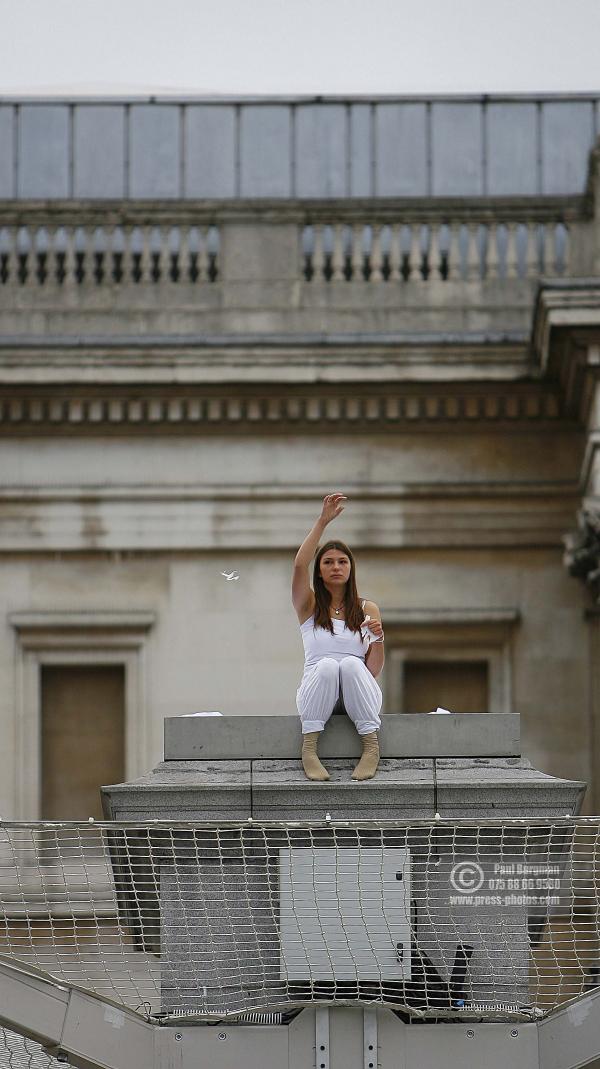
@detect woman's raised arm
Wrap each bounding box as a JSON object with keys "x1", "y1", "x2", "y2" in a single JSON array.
[{"x1": 292, "y1": 493, "x2": 347, "y2": 621}]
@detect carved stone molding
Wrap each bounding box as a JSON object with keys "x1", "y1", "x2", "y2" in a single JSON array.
[{"x1": 0, "y1": 386, "x2": 565, "y2": 433}]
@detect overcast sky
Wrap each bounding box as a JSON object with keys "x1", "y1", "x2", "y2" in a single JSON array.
[{"x1": 1, "y1": 0, "x2": 599, "y2": 97}]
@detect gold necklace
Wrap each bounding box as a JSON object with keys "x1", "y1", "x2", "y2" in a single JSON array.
[{"x1": 332, "y1": 602, "x2": 344, "y2": 615}]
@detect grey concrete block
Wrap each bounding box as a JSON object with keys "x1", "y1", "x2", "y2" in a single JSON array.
[
  {"x1": 431, "y1": 102, "x2": 483, "y2": 196},
  {"x1": 435, "y1": 758, "x2": 586, "y2": 817},
  {"x1": 251, "y1": 759, "x2": 435, "y2": 820},
  {"x1": 163, "y1": 713, "x2": 521, "y2": 761},
  {"x1": 0, "y1": 106, "x2": 15, "y2": 197},
  {"x1": 73, "y1": 105, "x2": 125, "y2": 198},
  {"x1": 184, "y1": 105, "x2": 236, "y2": 198},
  {"x1": 101, "y1": 760, "x2": 251, "y2": 821},
  {"x1": 375, "y1": 103, "x2": 428, "y2": 196},
  {"x1": 130, "y1": 105, "x2": 180, "y2": 198},
  {"x1": 18, "y1": 105, "x2": 69, "y2": 198}
]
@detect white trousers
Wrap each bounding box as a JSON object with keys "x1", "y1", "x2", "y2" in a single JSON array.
[{"x1": 296, "y1": 656, "x2": 382, "y2": 736}]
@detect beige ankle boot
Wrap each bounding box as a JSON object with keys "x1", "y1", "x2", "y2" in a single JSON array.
[
  {"x1": 351, "y1": 731, "x2": 380, "y2": 780},
  {"x1": 301, "y1": 732, "x2": 330, "y2": 781}
]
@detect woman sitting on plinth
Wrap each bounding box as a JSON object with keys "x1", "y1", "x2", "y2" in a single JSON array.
[{"x1": 292, "y1": 492, "x2": 385, "y2": 782}]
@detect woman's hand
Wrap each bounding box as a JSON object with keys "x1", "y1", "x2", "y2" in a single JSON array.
[
  {"x1": 320, "y1": 492, "x2": 347, "y2": 526},
  {"x1": 365, "y1": 618, "x2": 384, "y2": 643}
]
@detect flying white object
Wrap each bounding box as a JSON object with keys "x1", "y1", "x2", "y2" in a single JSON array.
[{"x1": 221, "y1": 570, "x2": 240, "y2": 581}]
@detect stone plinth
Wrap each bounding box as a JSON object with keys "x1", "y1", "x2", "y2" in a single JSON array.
[
  {"x1": 102, "y1": 714, "x2": 584, "y2": 822},
  {"x1": 100, "y1": 713, "x2": 586, "y2": 1015}
]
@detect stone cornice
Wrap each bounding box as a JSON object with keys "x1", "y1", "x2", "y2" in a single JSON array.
[
  {"x1": 0, "y1": 334, "x2": 535, "y2": 388},
  {"x1": 0, "y1": 195, "x2": 589, "y2": 226},
  {"x1": 0, "y1": 383, "x2": 568, "y2": 432}
]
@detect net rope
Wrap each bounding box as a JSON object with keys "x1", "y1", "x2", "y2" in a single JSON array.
[
  {"x1": 0, "y1": 1030, "x2": 64, "y2": 1069},
  {"x1": 0, "y1": 819, "x2": 598, "y2": 1022}
]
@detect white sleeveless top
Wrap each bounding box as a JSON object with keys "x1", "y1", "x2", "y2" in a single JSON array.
[{"x1": 299, "y1": 614, "x2": 369, "y2": 672}]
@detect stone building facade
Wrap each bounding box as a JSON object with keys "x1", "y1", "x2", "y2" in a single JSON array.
[{"x1": 0, "y1": 94, "x2": 599, "y2": 819}]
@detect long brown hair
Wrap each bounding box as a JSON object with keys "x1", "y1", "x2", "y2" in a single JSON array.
[{"x1": 312, "y1": 540, "x2": 365, "y2": 634}]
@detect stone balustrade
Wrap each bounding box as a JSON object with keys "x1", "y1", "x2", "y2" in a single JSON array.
[
  {"x1": 0, "y1": 219, "x2": 220, "y2": 288},
  {"x1": 302, "y1": 215, "x2": 570, "y2": 283},
  {"x1": 0, "y1": 194, "x2": 594, "y2": 339},
  {"x1": 0, "y1": 196, "x2": 589, "y2": 291}
]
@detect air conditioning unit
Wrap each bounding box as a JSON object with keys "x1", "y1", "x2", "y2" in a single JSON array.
[{"x1": 279, "y1": 847, "x2": 411, "y2": 981}]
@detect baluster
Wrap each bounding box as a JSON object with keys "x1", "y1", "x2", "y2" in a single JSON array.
[
  {"x1": 351, "y1": 224, "x2": 364, "y2": 281},
  {"x1": 388, "y1": 223, "x2": 402, "y2": 281},
  {"x1": 42, "y1": 226, "x2": 56, "y2": 285},
  {"x1": 179, "y1": 226, "x2": 192, "y2": 283},
  {"x1": 110, "y1": 226, "x2": 124, "y2": 282},
  {"x1": 447, "y1": 222, "x2": 461, "y2": 280},
  {"x1": 5, "y1": 226, "x2": 18, "y2": 285},
  {"x1": 207, "y1": 224, "x2": 220, "y2": 281},
  {"x1": 370, "y1": 225, "x2": 383, "y2": 282},
  {"x1": 169, "y1": 227, "x2": 182, "y2": 282},
  {"x1": 63, "y1": 227, "x2": 76, "y2": 287},
  {"x1": 524, "y1": 222, "x2": 539, "y2": 278},
  {"x1": 15, "y1": 226, "x2": 31, "y2": 285},
  {"x1": 331, "y1": 224, "x2": 345, "y2": 281},
  {"x1": 466, "y1": 223, "x2": 480, "y2": 281},
  {"x1": 121, "y1": 226, "x2": 134, "y2": 282},
  {"x1": 140, "y1": 226, "x2": 153, "y2": 283},
  {"x1": 505, "y1": 222, "x2": 519, "y2": 279},
  {"x1": 542, "y1": 223, "x2": 556, "y2": 275},
  {"x1": 429, "y1": 224, "x2": 443, "y2": 280},
  {"x1": 35, "y1": 227, "x2": 50, "y2": 284},
  {"x1": 197, "y1": 227, "x2": 209, "y2": 282},
  {"x1": 408, "y1": 223, "x2": 422, "y2": 281},
  {"x1": 312, "y1": 226, "x2": 326, "y2": 281},
  {"x1": 154, "y1": 227, "x2": 168, "y2": 282},
  {"x1": 561, "y1": 223, "x2": 570, "y2": 276},
  {"x1": 486, "y1": 223, "x2": 500, "y2": 280},
  {"x1": 75, "y1": 226, "x2": 89, "y2": 284}
]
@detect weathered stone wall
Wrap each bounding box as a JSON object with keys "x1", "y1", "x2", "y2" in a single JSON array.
[{"x1": 1, "y1": 107, "x2": 598, "y2": 824}]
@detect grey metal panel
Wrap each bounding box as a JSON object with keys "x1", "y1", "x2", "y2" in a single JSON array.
[
  {"x1": 279, "y1": 847, "x2": 411, "y2": 980},
  {"x1": 541, "y1": 100, "x2": 595, "y2": 194},
  {"x1": 130, "y1": 104, "x2": 180, "y2": 198},
  {"x1": 375, "y1": 103, "x2": 428, "y2": 196},
  {"x1": 295, "y1": 103, "x2": 346, "y2": 197},
  {"x1": 349, "y1": 102, "x2": 371, "y2": 196},
  {"x1": 73, "y1": 105, "x2": 125, "y2": 198},
  {"x1": 486, "y1": 103, "x2": 538, "y2": 195},
  {"x1": 239, "y1": 104, "x2": 291, "y2": 197},
  {"x1": 18, "y1": 105, "x2": 69, "y2": 198},
  {"x1": 0, "y1": 105, "x2": 15, "y2": 196},
  {"x1": 431, "y1": 102, "x2": 483, "y2": 196},
  {"x1": 184, "y1": 104, "x2": 236, "y2": 197},
  {"x1": 156, "y1": 1024, "x2": 290, "y2": 1069},
  {"x1": 538, "y1": 987, "x2": 600, "y2": 1069}
]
